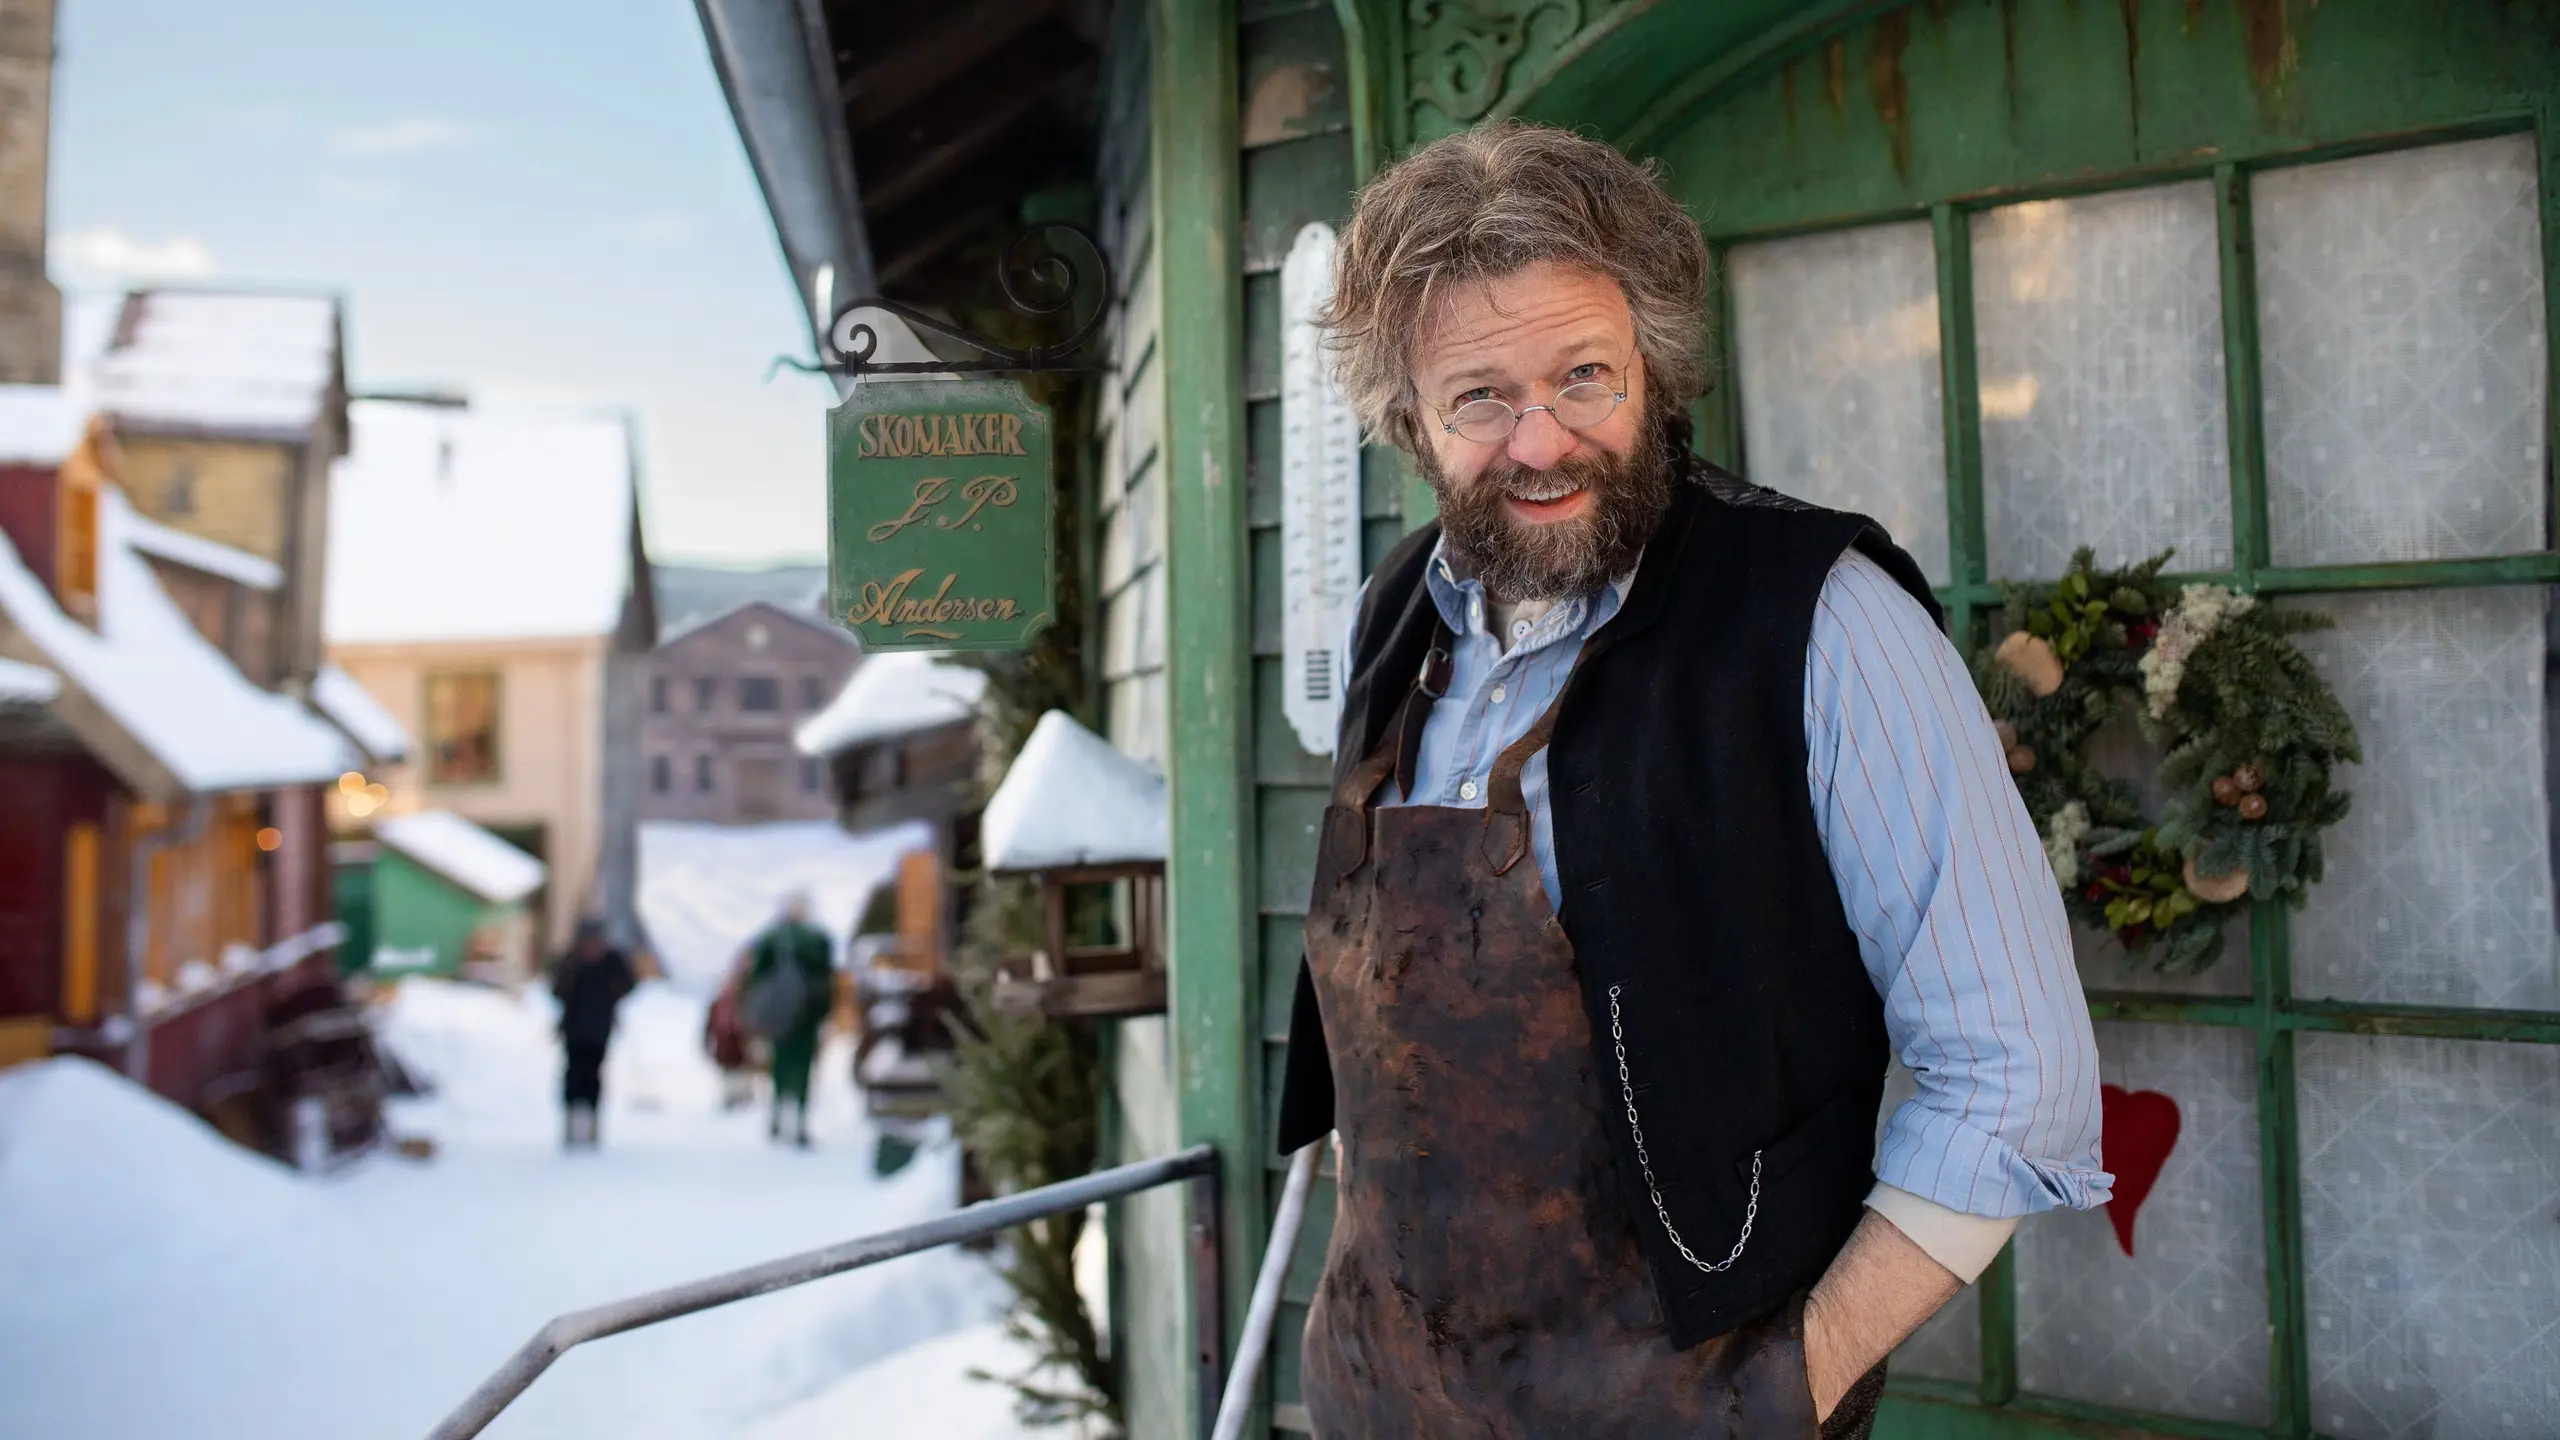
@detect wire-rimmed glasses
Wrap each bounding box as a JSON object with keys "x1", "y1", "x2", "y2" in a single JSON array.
[{"x1": 1438, "y1": 378, "x2": 1628, "y2": 444}]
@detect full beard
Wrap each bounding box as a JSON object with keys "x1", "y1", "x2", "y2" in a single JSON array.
[{"x1": 1419, "y1": 405, "x2": 1679, "y2": 603}]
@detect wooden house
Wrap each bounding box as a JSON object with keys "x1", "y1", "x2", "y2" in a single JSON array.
[
  {"x1": 794, "y1": 650, "x2": 988, "y2": 974},
  {"x1": 90, "y1": 288, "x2": 348, "y2": 694},
  {"x1": 641, "y1": 597, "x2": 861, "y2": 826},
  {"x1": 0, "y1": 386, "x2": 363, "y2": 1132},
  {"x1": 323, "y1": 397, "x2": 657, "y2": 955},
  {"x1": 707, "y1": 3, "x2": 2560, "y2": 1435},
  {"x1": 362, "y1": 809, "x2": 547, "y2": 982}
]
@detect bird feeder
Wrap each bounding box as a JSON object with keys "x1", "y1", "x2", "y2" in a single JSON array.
[{"x1": 980, "y1": 710, "x2": 1168, "y2": 1020}]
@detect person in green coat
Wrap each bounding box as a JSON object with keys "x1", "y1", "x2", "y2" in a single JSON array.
[{"x1": 743, "y1": 892, "x2": 835, "y2": 1147}]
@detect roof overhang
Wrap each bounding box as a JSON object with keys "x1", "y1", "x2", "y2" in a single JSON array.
[{"x1": 693, "y1": 0, "x2": 873, "y2": 359}]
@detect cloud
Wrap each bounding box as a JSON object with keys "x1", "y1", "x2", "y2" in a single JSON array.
[
  {"x1": 52, "y1": 227, "x2": 219, "y2": 283},
  {"x1": 319, "y1": 175, "x2": 400, "y2": 204},
  {"x1": 327, "y1": 117, "x2": 471, "y2": 156}
]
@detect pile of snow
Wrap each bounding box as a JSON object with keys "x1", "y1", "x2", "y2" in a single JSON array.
[
  {"x1": 0, "y1": 978, "x2": 1024, "y2": 1439},
  {"x1": 312, "y1": 663, "x2": 409, "y2": 762},
  {"x1": 326, "y1": 399, "x2": 637, "y2": 646},
  {"x1": 795, "y1": 650, "x2": 986, "y2": 755},
  {"x1": 91, "y1": 290, "x2": 339, "y2": 440},
  {"x1": 123, "y1": 505, "x2": 283, "y2": 589},
  {"x1": 0, "y1": 487, "x2": 356, "y2": 790},
  {"x1": 637, "y1": 819, "x2": 931, "y2": 994},
  {"x1": 0, "y1": 383, "x2": 87, "y2": 464},
  {"x1": 983, "y1": 709, "x2": 1167, "y2": 872},
  {"x1": 374, "y1": 809, "x2": 548, "y2": 904},
  {"x1": 0, "y1": 1057, "x2": 310, "y2": 1293}
]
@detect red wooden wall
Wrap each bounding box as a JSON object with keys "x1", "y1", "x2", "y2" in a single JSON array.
[{"x1": 0, "y1": 753, "x2": 116, "y2": 1021}]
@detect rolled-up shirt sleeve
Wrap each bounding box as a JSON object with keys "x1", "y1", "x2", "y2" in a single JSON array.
[{"x1": 1803, "y1": 551, "x2": 2112, "y2": 1222}]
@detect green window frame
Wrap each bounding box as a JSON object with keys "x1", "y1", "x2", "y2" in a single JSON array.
[{"x1": 1702, "y1": 118, "x2": 2559, "y2": 1440}]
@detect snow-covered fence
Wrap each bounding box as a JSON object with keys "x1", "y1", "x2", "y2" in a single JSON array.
[{"x1": 424, "y1": 1144, "x2": 1223, "y2": 1440}]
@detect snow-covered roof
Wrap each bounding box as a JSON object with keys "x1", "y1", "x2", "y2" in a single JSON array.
[
  {"x1": 312, "y1": 664, "x2": 409, "y2": 764},
  {"x1": 92, "y1": 290, "x2": 340, "y2": 441},
  {"x1": 373, "y1": 810, "x2": 547, "y2": 905},
  {"x1": 982, "y1": 710, "x2": 1168, "y2": 872},
  {"x1": 658, "y1": 595, "x2": 852, "y2": 650},
  {"x1": 794, "y1": 651, "x2": 985, "y2": 755},
  {"x1": 0, "y1": 654, "x2": 58, "y2": 704},
  {"x1": 0, "y1": 385, "x2": 88, "y2": 465},
  {"x1": 122, "y1": 506, "x2": 282, "y2": 590},
  {"x1": 325, "y1": 399, "x2": 638, "y2": 645},
  {"x1": 0, "y1": 488, "x2": 356, "y2": 793}
]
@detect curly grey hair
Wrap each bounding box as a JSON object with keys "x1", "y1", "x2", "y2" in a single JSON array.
[{"x1": 1318, "y1": 121, "x2": 1711, "y2": 454}]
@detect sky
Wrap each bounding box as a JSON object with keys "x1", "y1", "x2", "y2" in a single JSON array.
[{"x1": 50, "y1": 0, "x2": 838, "y2": 565}]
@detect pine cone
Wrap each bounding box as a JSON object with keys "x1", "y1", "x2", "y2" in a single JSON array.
[
  {"x1": 2233, "y1": 763, "x2": 2265, "y2": 794},
  {"x1": 2237, "y1": 793, "x2": 2269, "y2": 821},
  {"x1": 2006, "y1": 744, "x2": 2037, "y2": 774},
  {"x1": 2211, "y1": 776, "x2": 2240, "y2": 806}
]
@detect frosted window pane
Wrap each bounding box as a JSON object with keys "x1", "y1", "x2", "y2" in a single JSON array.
[
  {"x1": 2301, "y1": 1034, "x2": 2560, "y2": 1439},
  {"x1": 2258, "y1": 135, "x2": 2549, "y2": 567},
  {"x1": 1975, "y1": 183, "x2": 2233, "y2": 580},
  {"x1": 1730, "y1": 223, "x2": 1950, "y2": 583},
  {"x1": 1879, "y1": 1060, "x2": 1981, "y2": 1382},
  {"x1": 2016, "y1": 1023, "x2": 2270, "y2": 1425},
  {"x1": 2288, "y1": 589, "x2": 2557, "y2": 1011}
]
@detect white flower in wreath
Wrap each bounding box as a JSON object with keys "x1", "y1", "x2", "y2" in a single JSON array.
[
  {"x1": 2140, "y1": 584, "x2": 2255, "y2": 720},
  {"x1": 2042, "y1": 800, "x2": 2092, "y2": 889}
]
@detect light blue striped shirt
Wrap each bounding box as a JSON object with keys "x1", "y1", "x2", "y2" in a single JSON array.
[{"x1": 1358, "y1": 541, "x2": 2111, "y2": 1223}]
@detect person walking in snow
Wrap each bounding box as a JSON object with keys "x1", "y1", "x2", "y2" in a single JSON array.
[
  {"x1": 742, "y1": 893, "x2": 834, "y2": 1147},
  {"x1": 703, "y1": 954, "x2": 755, "y2": 1112},
  {"x1": 551, "y1": 917, "x2": 637, "y2": 1151}
]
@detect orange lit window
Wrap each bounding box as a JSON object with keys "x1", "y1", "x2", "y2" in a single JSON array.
[{"x1": 424, "y1": 671, "x2": 502, "y2": 785}]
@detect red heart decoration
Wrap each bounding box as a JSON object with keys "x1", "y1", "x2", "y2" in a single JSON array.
[{"x1": 2099, "y1": 1084, "x2": 2182, "y2": 1258}]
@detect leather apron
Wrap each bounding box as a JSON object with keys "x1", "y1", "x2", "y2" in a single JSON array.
[{"x1": 1298, "y1": 652, "x2": 1883, "y2": 1439}]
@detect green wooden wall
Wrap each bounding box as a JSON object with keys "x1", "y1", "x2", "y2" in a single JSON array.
[
  {"x1": 1124, "y1": 2, "x2": 2560, "y2": 1438},
  {"x1": 369, "y1": 850, "x2": 496, "y2": 977},
  {"x1": 1088, "y1": 3, "x2": 1193, "y2": 1435}
]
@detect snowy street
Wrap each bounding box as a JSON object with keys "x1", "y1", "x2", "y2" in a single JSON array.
[{"x1": 0, "y1": 978, "x2": 1041, "y2": 1439}]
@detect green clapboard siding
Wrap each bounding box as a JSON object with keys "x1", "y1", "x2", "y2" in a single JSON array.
[
  {"x1": 369, "y1": 850, "x2": 496, "y2": 978},
  {"x1": 1231, "y1": 5, "x2": 1374, "y2": 1432}
]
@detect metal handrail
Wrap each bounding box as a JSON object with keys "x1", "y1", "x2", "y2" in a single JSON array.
[{"x1": 425, "y1": 1143, "x2": 1221, "y2": 1440}]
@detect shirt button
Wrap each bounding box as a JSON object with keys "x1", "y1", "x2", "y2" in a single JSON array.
[
  {"x1": 1490, "y1": 683, "x2": 1507, "y2": 703},
  {"x1": 1459, "y1": 779, "x2": 1480, "y2": 801}
]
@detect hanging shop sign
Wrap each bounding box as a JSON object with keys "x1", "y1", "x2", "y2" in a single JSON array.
[{"x1": 827, "y1": 376, "x2": 1057, "y2": 653}]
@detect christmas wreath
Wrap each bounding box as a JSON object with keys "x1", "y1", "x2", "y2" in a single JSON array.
[{"x1": 1971, "y1": 549, "x2": 2362, "y2": 974}]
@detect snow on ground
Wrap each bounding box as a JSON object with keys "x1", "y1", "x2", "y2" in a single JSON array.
[
  {"x1": 637, "y1": 819, "x2": 931, "y2": 994},
  {"x1": 0, "y1": 978, "x2": 1040, "y2": 1440}
]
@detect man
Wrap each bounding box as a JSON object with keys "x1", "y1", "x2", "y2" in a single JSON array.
[
  {"x1": 744, "y1": 892, "x2": 834, "y2": 1148},
  {"x1": 551, "y1": 917, "x2": 637, "y2": 1151},
  {"x1": 1277, "y1": 123, "x2": 2110, "y2": 1437}
]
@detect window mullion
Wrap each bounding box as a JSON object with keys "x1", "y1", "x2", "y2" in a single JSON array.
[
  {"x1": 1702, "y1": 243, "x2": 1743, "y2": 473},
  {"x1": 2251, "y1": 903, "x2": 2314, "y2": 1436},
  {"x1": 2216, "y1": 163, "x2": 2272, "y2": 587},
  {"x1": 1933, "y1": 203, "x2": 1986, "y2": 654}
]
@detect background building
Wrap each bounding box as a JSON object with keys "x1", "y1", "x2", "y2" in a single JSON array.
[
  {"x1": 640, "y1": 593, "x2": 859, "y2": 826},
  {"x1": 0, "y1": 0, "x2": 58, "y2": 385},
  {"x1": 323, "y1": 396, "x2": 656, "y2": 954}
]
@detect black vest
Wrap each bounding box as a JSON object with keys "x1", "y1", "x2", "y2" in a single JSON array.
[{"x1": 1278, "y1": 460, "x2": 1943, "y2": 1347}]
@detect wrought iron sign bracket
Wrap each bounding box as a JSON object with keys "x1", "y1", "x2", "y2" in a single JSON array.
[{"x1": 794, "y1": 224, "x2": 1117, "y2": 380}]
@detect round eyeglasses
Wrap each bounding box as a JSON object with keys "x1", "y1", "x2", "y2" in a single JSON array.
[{"x1": 1440, "y1": 380, "x2": 1628, "y2": 444}]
